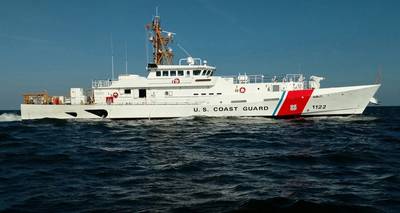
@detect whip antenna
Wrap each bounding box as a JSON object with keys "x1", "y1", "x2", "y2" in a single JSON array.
[
  {"x1": 375, "y1": 65, "x2": 382, "y2": 84},
  {"x1": 125, "y1": 41, "x2": 128, "y2": 74},
  {"x1": 177, "y1": 43, "x2": 192, "y2": 57},
  {"x1": 110, "y1": 34, "x2": 115, "y2": 80}
]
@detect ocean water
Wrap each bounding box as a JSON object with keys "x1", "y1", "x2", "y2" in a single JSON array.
[{"x1": 0, "y1": 107, "x2": 399, "y2": 212}]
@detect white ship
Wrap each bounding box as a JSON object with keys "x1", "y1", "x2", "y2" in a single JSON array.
[{"x1": 21, "y1": 14, "x2": 380, "y2": 120}]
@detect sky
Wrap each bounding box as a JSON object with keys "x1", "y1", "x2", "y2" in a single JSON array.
[{"x1": 0, "y1": 0, "x2": 399, "y2": 109}]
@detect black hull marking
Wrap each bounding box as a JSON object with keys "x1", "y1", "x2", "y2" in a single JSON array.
[
  {"x1": 65, "y1": 112, "x2": 77, "y2": 117},
  {"x1": 85, "y1": 109, "x2": 108, "y2": 118}
]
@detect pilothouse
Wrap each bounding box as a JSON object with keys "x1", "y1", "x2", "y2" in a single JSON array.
[{"x1": 21, "y1": 13, "x2": 380, "y2": 120}]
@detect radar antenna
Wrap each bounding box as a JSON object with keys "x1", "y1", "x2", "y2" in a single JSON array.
[{"x1": 145, "y1": 10, "x2": 174, "y2": 65}]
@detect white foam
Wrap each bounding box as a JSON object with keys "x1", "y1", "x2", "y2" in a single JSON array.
[{"x1": 0, "y1": 113, "x2": 21, "y2": 122}]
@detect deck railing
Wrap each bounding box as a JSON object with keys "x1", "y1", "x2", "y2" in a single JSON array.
[{"x1": 223, "y1": 74, "x2": 305, "y2": 84}]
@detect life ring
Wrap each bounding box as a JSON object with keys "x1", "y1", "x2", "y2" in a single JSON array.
[
  {"x1": 172, "y1": 78, "x2": 180, "y2": 84},
  {"x1": 239, "y1": 87, "x2": 246, "y2": 93},
  {"x1": 113, "y1": 92, "x2": 119, "y2": 98}
]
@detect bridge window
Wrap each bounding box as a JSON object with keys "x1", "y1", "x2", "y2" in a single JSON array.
[
  {"x1": 206, "y1": 70, "x2": 211, "y2": 76},
  {"x1": 210, "y1": 71, "x2": 214, "y2": 76},
  {"x1": 186, "y1": 70, "x2": 191, "y2": 76},
  {"x1": 124, "y1": 89, "x2": 131, "y2": 94},
  {"x1": 193, "y1": 70, "x2": 201, "y2": 76},
  {"x1": 170, "y1": 70, "x2": 176, "y2": 76},
  {"x1": 178, "y1": 70, "x2": 184, "y2": 76},
  {"x1": 201, "y1": 70, "x2": 207, "y2": 76},
  {"x1": 156, "y1": 71, "x2": 161, "y2": 77},
  {"x1": 162, "y1": 71, "x2": 168, "y2": 76}
]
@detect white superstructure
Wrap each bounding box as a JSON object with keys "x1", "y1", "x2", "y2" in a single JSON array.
[{"x1": 20, "y1": 14, "x2": 380, "y2": 120}]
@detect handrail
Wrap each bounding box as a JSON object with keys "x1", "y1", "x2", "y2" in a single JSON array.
[
  {"x1": 179, "y1": 57, "x2": 203, "y2": 65},
  {"x1": 106, "y1": 101, "x2": 205, "y2": 105},
  {"x1": 222, "y1": 73, "x2": 306, "y2": 84},
  {"x1": 92, "y1": 80, "x2": 113, "y2": 88}
]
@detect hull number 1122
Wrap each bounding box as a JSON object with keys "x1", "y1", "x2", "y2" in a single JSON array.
[{"x1": 312, "y1": 105, "x2": 326, "y2": 110}]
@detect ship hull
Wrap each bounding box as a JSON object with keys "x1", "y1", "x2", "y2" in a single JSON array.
[{"x1": 20, "y1": 84, "x2": 380, "y2": 120}]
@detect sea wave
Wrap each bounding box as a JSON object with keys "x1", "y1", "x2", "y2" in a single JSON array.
[
  {"x1": 0, "y1": 113, "x2": 21, "y2": 122},
  {"x1": 0, "y1": 107, "x2": 399, "y2": 212}
]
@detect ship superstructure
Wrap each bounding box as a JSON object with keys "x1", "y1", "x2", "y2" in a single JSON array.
[{"x1": 21, "y1": 14, "x2": 380, "y2": 120}]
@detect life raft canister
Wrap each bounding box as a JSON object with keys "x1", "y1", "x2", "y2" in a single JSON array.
[
  {"x1": 172, "y1": 78, "x2": 180, "y2": 84},
  {"x1": 239, "y1": 87, "x2": 246, "y2": 93},
  {"x1": 113, "y1": 92, "x2": 119, "y2": 98}
]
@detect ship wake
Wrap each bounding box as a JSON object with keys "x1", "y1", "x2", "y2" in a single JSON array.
[{"x1": 0, "y1": 113, "x2": 21, "y2": 122}]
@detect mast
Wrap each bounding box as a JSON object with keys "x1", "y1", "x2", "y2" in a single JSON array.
[{"x1": 146, "y1": 12, "x2": 174, "y2": 65}]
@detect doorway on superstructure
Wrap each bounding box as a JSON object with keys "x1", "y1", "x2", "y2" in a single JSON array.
[{"x1": 139, "y1": 89, "x2": 147, "y2": 98}]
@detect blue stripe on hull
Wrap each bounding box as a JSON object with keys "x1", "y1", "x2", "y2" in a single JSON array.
[{"x1": 272, "y1": 91, "x2": 286, "y2": 116}]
